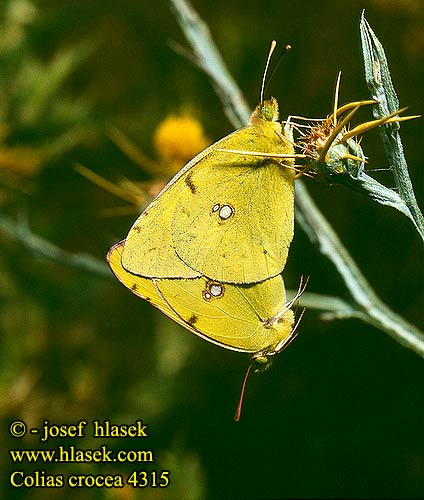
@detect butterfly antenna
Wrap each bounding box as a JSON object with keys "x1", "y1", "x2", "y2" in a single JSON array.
[
  {"x1": 234, "y1": 362, "x2": 254, "y2": 422},
  {"x1": 263, "y1": 43, "x2": 292, "y2": 101},
  {"x1": 273, "y1": 305, "x2": 306, "y2": 355},
  {"x1": 260, "y1": 40, "x2": 277, "y2": 105},
  {"x1": 293, "y1": 306, "x2": 307, "y2": 333},
  {"x1": 287, "y1": 275, "x2": 310, "y2": 309}
]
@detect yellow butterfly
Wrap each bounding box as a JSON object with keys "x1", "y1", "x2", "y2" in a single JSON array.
[
  {"x1": 107, "y1": 41, "x2": 305, "y2": 419},
  {"x1": 108, "y1": 240, "x2": 297, "y2": 356},
  {"x1": 120, "y1": 96, "x2": 296, "y2": 285}
]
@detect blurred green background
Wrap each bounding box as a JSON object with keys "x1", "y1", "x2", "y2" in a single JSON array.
[{"x1": 1, "y1": 0, "x2": 423, "y2": 498}]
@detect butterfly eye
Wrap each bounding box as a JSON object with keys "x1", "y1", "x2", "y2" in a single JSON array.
[
  {"x1": 202, "y1": 281, "x2": 225, "y2": 301},
  {"x1": 258, "y1": 98, "x2": 279, "y2": 122},
  {"x1": 258, "y1": 105, "x2": 271, "y2": 121}
]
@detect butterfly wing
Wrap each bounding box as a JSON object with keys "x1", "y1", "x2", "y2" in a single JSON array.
[
  {"x1": 121, "y1": 120, "x2": 295, "y2": 283},
  {"x1": 108, "y1": 241, "x2": 294, "y2": 353},
  {"x1": 107, "y1": 241, "x2": 174, "y2": 313},
  {"x1": 156, "y1": 273, "x2": 294, "y2": 352},
  {"x1": 172, "y1": 155, "x2": 294, "y2": 283}
]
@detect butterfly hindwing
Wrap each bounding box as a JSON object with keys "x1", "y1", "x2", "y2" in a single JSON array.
[{"x1": 108, "y1": 241, "x2": 294, "y2": 353}]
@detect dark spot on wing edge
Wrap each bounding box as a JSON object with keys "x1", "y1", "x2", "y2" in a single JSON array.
[
  {"x1": 185, "y1": 173, "x2": 197, "y2": 194},
  {"x1": 188, "y1": 314, "x2": 198, "y2": 325}
]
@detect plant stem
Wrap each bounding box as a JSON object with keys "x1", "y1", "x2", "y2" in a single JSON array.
[
  {"x1": 168, "y1": 0, "x2": 251, "y2": 127},
  {"x1": 295, "y1": 181, "x2": 424, "y2": 356},
  {"x1": 0, "y1": 214, "x2": 110, "y2": 278}
]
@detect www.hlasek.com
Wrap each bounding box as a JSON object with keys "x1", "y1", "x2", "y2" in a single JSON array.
[
  {"x1": 10, "y1": 445, "x2": 154, "y2": 464},
  {"x1": 8, "y1": 419, "x2": 170, "y2": 489}
]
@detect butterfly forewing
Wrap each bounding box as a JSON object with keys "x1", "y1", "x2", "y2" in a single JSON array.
[
  {"x1": 121, "y1": 101, "x2": 295, "y2": 284},
  {"x1": 172, "y1": 156, "x2": 294, "y2": 283}
]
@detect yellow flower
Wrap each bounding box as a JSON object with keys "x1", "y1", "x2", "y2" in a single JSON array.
[{"x1": 153, "y1": 113, "x2": 209, "y2": 176}]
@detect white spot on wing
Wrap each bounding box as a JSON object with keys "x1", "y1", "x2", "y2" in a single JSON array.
[
  {"x1": 202, "y1": 281, "x2": 225, "y2": 301},
  {"x1": 219, "y1": 204, "x2": 233, "y2": 220},
  {"x1": 210, "y1": 284, "x2": 223, "y2": 297}
]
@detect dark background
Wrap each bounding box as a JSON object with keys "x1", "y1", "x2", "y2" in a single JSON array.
[{"x1": 1, "y1": 0, "x2": 423, "y2": 499}]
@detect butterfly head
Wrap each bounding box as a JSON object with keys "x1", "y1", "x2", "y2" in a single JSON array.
[
  {"x1": 249, "y1": 97, "x2": 281, "y2": 135},
  {"x1": 254, "y1": 97, "x2": 279, "y2": 122}
]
